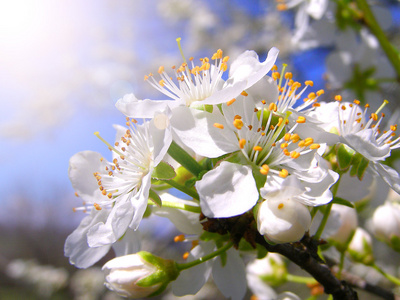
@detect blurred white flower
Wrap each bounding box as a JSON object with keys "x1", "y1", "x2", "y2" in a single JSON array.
[
  {"x1": 328, "y1": 204, "x2": 358, "y2": 247},
  {"x1": 371, "y1": 201, "x2": 400, "y2": 250}
]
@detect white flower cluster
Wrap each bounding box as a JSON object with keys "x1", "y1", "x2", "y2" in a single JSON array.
[{"x1": 65, "y1": 45, "x2": 400, "y2": 299}]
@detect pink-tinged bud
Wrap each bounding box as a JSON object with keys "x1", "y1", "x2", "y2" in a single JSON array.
[
  {"x1": 102, "y1": 252, "x2": 179, "y2": 298},
  {"x1": 257, "y1": 198, "x2": 311, "y2": 244}
]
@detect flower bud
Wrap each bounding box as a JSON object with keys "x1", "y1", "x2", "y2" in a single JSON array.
[
  {"x1": 347, "y1": 228, "x2": 374, "y2": 265},
  {"x1": 328, "y1": 204, "x2": 358, "y2": 250},
  {"x1": 371, "y1": 202, "x2": 400, "y2": 251},
  {"x1": 102, "y1": 251, "x2": 179, "y2": 298},
  {"x1": 246, "y1": 253, "x2": 287, "y2": 287},
  {"x1": 257, "y1": 198, "x2": 311, "y2": 244}
]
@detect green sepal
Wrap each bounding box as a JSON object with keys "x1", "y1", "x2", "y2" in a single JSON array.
[
  {"x1": 152, "y1": 161, "x2": 176, "y2": 180},
  {"x1": 256, "y1": 244, "x2": 268, "y2": 259},
  {"x1": 390, "y1": 235, "x2": 400, "y2": 252},
  {"x1": 190, "y1": 103, "x2": 213, "y2": 113},
  {"x1": 331, "y1": 197, "x2": 354, "y2": 208},
  {"x1": 149, "y1": 189, "x2": 162, "y2": 207},
  {"x1": 136, "y1": 251, "x2": 180, "y2": 290},
  {"x1": 356, "y1": 156, "x2": 369, "y2": 180},
  {"x1": 337, "y1": 144, "x2": 354, "y2": 170},
  {"x1": 200, "y1": 231, "x2": 230, "y2": 243},
  {"x1": 347, "y1": 237, "x2": 374, "y2": 265}
]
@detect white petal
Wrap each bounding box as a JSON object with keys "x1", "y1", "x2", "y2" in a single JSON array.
[
  {"x1": 229, "y1": 47, "x2": 279, "y2": 89},
  {"x1": 171, "y1": 242, "x2": 215, "y2": 296},
  {"x1": 129, "y1": 172, "x2": 153, "y2": 230},
  {"x1": 64, "y1": 209, "x2": 111, "y2": 268},
  {"x1": 196, "y1": 162, "x2": 259, "y2": 218},
  {"x1": 115, "y1": 93, "x2": 177, "y2": 118},
  {"x1": 152, "y1": 193, "x2": 203, "y2": 235},
  {"x1": 344, "y1": 129, "x2": 390, "y2": 161},
  {"x1": 149, "y1": 108, "x2": 172, "y2": 166},
  {"x1": 370, "y1": 163, "x2": 400, "y2": 194},
  {"x1": 195, "y1": 80, "x2": 247, "y2": 106},
  {"x1": 112, "y1": 229, "x2": 142, "y2": 257},
  {"x1": 171, "y1": 106, "x2": 238, "y2": 157},
  {"x1": 87, "y1": 195, "x2": 134, "y2": 247},
  {"x1": 68, "y1": 151, "x2": 106, "y2": 203},
  {"x1": 212, "y1": 248, "x2": 246, "y2": 300}
]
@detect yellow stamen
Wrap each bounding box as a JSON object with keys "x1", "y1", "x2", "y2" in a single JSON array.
[
  {"x1": 239, "y1": 139, "x2": 246, "y2": 149},
  {"x1": 174, "y1": 234, "x2": 185, "y2": 242},
  {"x1": 213, "y1": 123, "x2": 224, "y2": 129},
  {"x1": 227, "y1": 98, "x2": 236, "y2": 106},
  {"x1": 253, "y1": 146, "x2": 263, "y2": 152},
  {"x1": 296, "y1": 116, "x2": 306, "y2": 123},
  {"x1": 278, "y1": 203, "x2": 284, "y2": 209},
  {"x1": 279, "y1": 169, "x2": 289, "y2": 178},
  {"x1": 233, "y1": 119, "x2": 244, "y2": 130}
]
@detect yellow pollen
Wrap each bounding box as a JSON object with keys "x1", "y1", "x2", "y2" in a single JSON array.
[
  {"x1": 285, "y1": 72, "x2": 293, "y2": 79},
  {"x1": 102, "y1": 190, "x2": 107, "y2": 195},
  {"x1": 271, "y1": 65, "x2": 278, "y2": 71},
  {"x1": 227, "y1": 98, "x2": 236, "y2": 106},
  {"x1": 269, "y1": 103, "x2": 277, "y2": 111},
  {"x1": 260, "y1": 164, "x2": 270, "y2": 175},
  {"x1": 272, "y1": 72, "x2": 280, "y2": 80},
  {"x1": 213, "y1": 123, "x2": 224, "y2": 129},
  {"x1": 280, "y1": 142, "x2": 288, "y2": 149},
  {"x1": 284, "y1": 133, "x2": 291, "y2": 141},
  {"x1": 296, "y1": 116, "x2": 306, "y2": 123},
  {"x1": 241, "y1": 91, "x2": 248, "y2": 96},
  {"x1": 239, "y1": 139, "x2": 246, "y2": 149},
  {"x1": 144, "y1": 75, "x2": 149, "y2": 81},
  {"x1": 221, "y1": 63, "x2": 228, "y2": 72},
  {"x1": 233, "y1": 119, "x2": 244, "y2": 130},
  {"x1": 278, "y1": 203, "x2": 284, "y2": 209},
  {"x1": 253, "y1": 146, "x2": 263, "y2": 152},
  {"x1": 94, "y1": 203, "x2": 102, "y2": 210},
  {"x1": 174, "y1": 234, "x2": 185, "y2": 242},
  {"x1": 341, "y1": 105, "x2": 346, "y2": 110},
  {"x1": 283, "y1": 148, "x2": 290, "y2": 156},
  {"x1": 279, "y1": 169, "x2": 289, "y2": 178},
  {"x1": 277, "y1": 118, "x2": 283, "y2": 126},
  {"x1": 371, "y1": 113, "x2": 378, "y2": 121},
  {"x1": 261, "y1": 100, "x2": 266, "y2": 105},
  {"x1": 223, "y1": 56, "x2": 230, "y2": 63},
  {"x1": 310, "y1": 143, "x2": 320, "y2": 150},
  {"x1": 107, "y1": 193, "x2": 112, "y2": 199},
  {"x1": 353, "y1": 99, "x2": 360, "y2": 105},
  {"x1": 74, "y1": 192, "x2": 79, "y2": 197},
  {"x1": 182, "y1": 252, "x2": 190, "y2": 260},
  {"x1": 317, "y1": 89, "x2": 324, "y2": 96},
  {"x1": 158, "y1": 66, "x2": 164, "y2": 74},
  {"x1": 291, "y1": 151, "x2": 300, "y2": 159},
  {"x1": 304, "y1": 137, "x2": 314, "y2": 146},
  {"x1": 391, "y1": 125, "x2": 397, "y2": 131},
  {"x1": 305, "y1": 80, "x2": 314, "y2": 86},
  {"x1": 335, "y1": 95, "x2": 342, "y2": 101},
  {"x1": 308, "y1": 92, "x2": 316, "y2": 100},
  {"x1": 290, "y1": 134, "x2": 300, "y2": 142},
  {"x1": 298, "y1": 140, "x2": 305, "y2": 147}
]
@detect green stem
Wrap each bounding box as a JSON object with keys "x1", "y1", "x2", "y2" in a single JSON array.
[
  {"x1": 372, "y1": 263, "x2": 400, "y2": 286},
  {"x1": 314, "y1": 176, "x2": 341, "y2": 240},
  {"x1": 147, "y1": 199, "x2": 201, "y2": 214},
  {"x1": 355, "y1": 0, "x2": 400, "y2": 82},
  {"x1": 163, "y1": 179, "x2": 199, "y2": 200},
  {"x1": 176, "y1": 241, "x2": 234, "y2": 271},
  {"x1": 167, "y1": 141, "x2": 204, "y2": 177},
  {"x1": 286, "y1": 274, "x2": 317, "y2": 285}
]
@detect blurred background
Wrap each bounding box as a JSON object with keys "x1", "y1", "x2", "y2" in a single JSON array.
[{"x1": 1, "y1": 0, "x2": 400, "y2": 299}]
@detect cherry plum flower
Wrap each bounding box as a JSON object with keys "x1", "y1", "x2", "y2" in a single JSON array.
[
  {"x1": 116, "y1": 47, "x2": 279, "y2": 118},
  {"x1": 66, "y1": 112, "x2": 171, "y2": 251}
]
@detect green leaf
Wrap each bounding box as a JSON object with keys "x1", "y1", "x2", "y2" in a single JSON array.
[
  {"x1": 331, "y1": 197, "x2": 354, "y2": 208},
  {"x1": 152, "y1": 161, "x2": 176, "y2": 180},
  {"x1": 336, "y1": 144, "x2": 354, "y2": 170},
  {"x1": 149, "y1": 189, "x2": 162, "y2": 207},
  {"x1": 390, "y1": 235, "x2": 400, "y2": 252}
]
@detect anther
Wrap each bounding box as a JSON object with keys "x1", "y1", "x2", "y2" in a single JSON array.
[
  {"x1": 227, "y1": 98, "x2": 236, "y2": 106},
  {"x1": 335, "y1": 95, "x2": 342, "y2": 101},
  {"x1": 239, "y1": 139, "x2": 246, "y2": 149},
  {"x1": 296, "y1": 116, "x2": 306, "y2": 123},
  {"x1": 279, "y1": 169, "x2": 289, "y2": 178},
  {"x1": 94, "y1": 203, "x2": 102, "y2": 210},
  {"x1": 278, "y1": 203, "x2": 284, "y2": 209},
  {"x1": 233, "y1": 119, "x2": 244, "y2": 130},
  {"x1": 213, "y1": 123, "x2": 224, "y2": 129},
  {"x1": 182, "y1": 252, "x2": 190, "y2": 260},
  {"x1": 241, "y1": 91, "x2": 248, "y2": 96},
  {"x1": 260, "y1": 164, "x2": 270, "y2": 175},
  {"x1": 310, "y1": 144, "x2": 320, "y2": 150},
  {"x1": 158, "y1": 66, "x2": 164, "y2": 74},
  {"x1": 253, "y1": 146, "x2": 263, "y2": 152},
  {"x1": 174, "y1": 234, "x2": 185, "y2": 242},
  {"x1": 305, "y1": 80, "x2": 314, "y2": 86}
]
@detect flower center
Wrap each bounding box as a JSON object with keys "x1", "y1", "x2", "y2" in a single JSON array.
[{"x1": 145, "y1": 45, "x2": 229, "y2": 106}]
